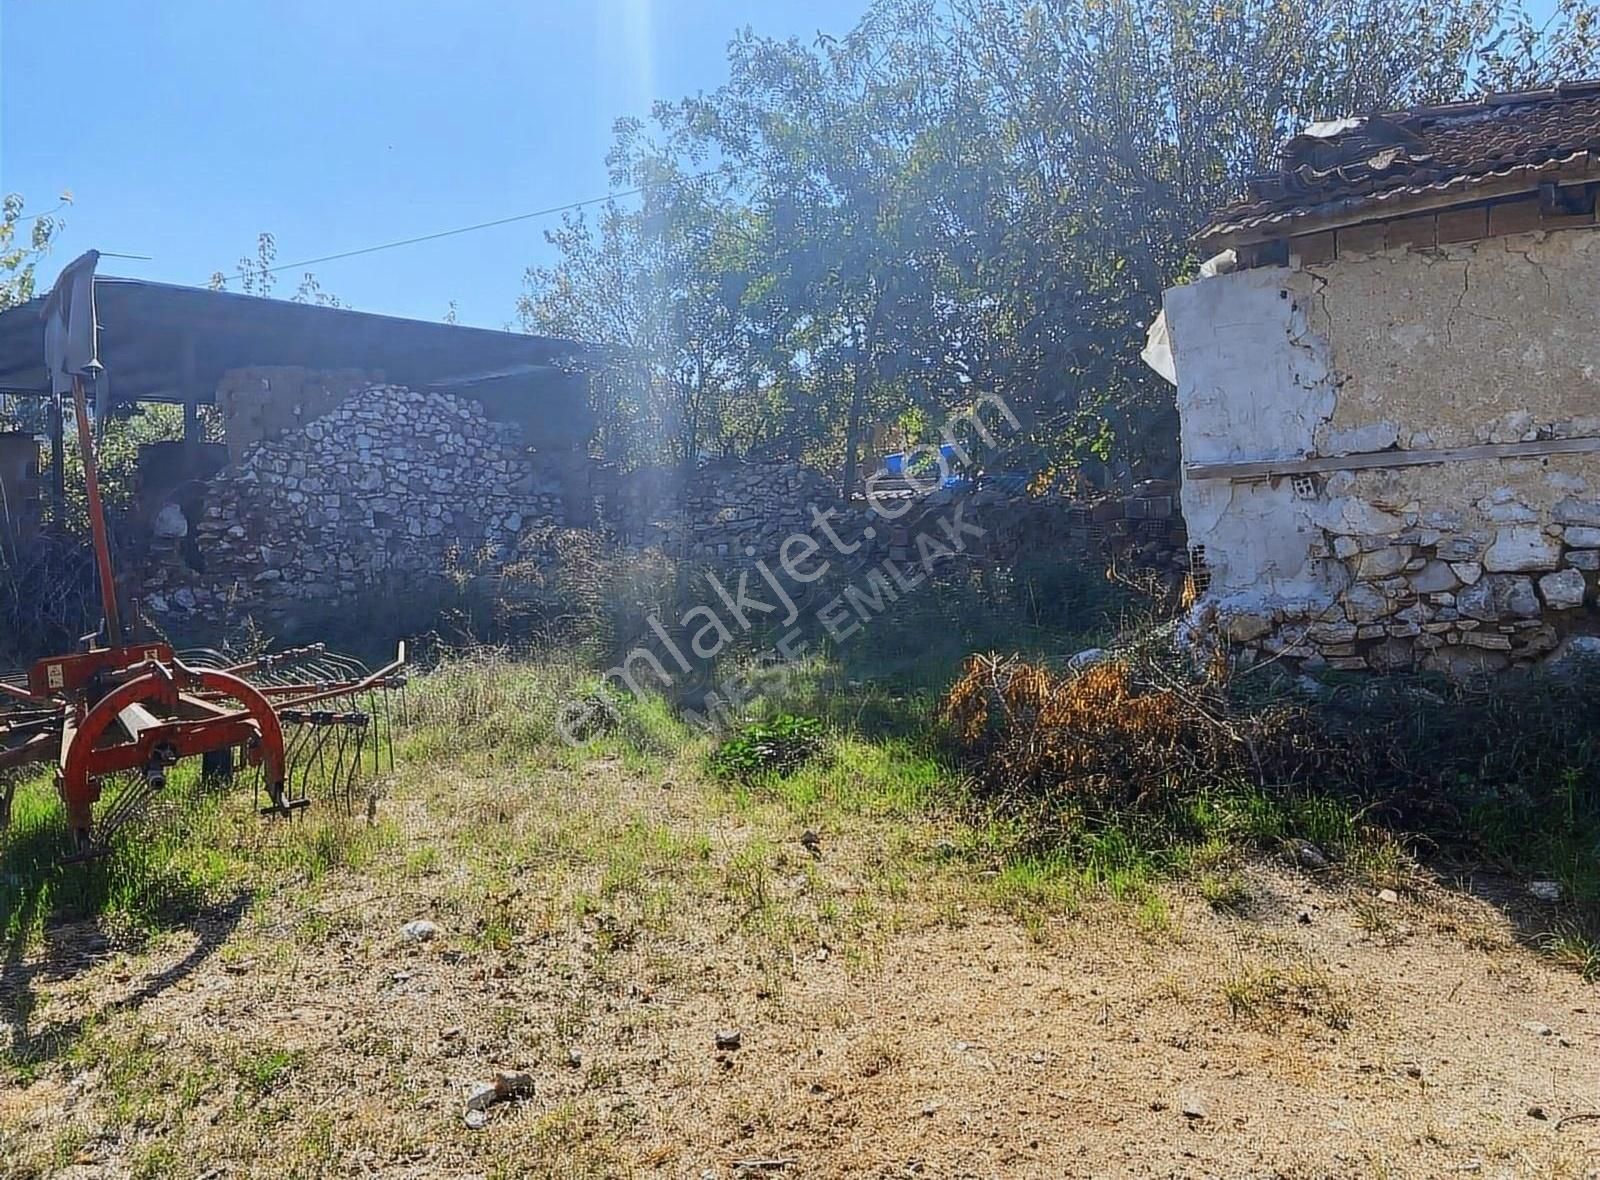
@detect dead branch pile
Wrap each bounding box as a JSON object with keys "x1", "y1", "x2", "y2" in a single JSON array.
[
  {"x1": 941, "y1": 653, "x2": 1298, "y2": 806},
  {"x1": 939, "y1": 645, "x2": 1600, "y2": 840},
  {"x1": 0, "y1": 534, "x2": 98, "y2": 665}
]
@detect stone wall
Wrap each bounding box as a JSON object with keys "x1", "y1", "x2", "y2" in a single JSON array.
[
  {"x1": 215, "y1": 366, "x2": 381, "y2": 462},
  {"x1": 142, "y1": 379, "x2": 1186, "y2": 627},
  {"x1": 144, "y1": 383, "x2": 565, "y2": 620},
  {"x1": 1166, "y1": 222, "x2": 1600, "y2": 676},
  {"x1": 0, "y1": 432, "x2": 41, "y2": 543},
  {"x1": 602, "y1": 457, "x2": 839, "y2": 559}
]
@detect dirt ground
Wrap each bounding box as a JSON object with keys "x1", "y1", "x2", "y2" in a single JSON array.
[{"x1": 3, "y1": 755, "x2": 1598, "y2": 1179}]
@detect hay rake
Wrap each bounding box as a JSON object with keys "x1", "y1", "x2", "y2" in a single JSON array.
[{"x1": 0, "y1": 253, "x2": 407, "y2": 860}]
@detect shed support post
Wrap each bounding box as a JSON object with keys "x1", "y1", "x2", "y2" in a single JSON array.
[
  {"x1": 180, "y1": 333, "x2": 200, "y2": 470},
  {"x1": 49, "y1": 393, "x2": 64, "y2": 522}
]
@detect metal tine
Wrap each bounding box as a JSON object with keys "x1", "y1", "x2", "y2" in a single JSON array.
[
  {"x1": 322, "y1": 726, "x2": 341, "y2": 809},
  {"x1": 328, "y1": 725, "x2": 346, "y2": 808},
  {"x1": 384, "y1": 688, "x2": 395, "y2": 771},
  {"x1": 329, "y1": 725, "x2": 351, "y2": 811},
  {"x1": 98, "y1": 774, "x2": 161, "y2": 843},
  {"x1": 343, "y1": 726, "x2": 363, "y2": 811},
  {"x1": 284, "y1": 724, "x2": 313, "y2": 784},
  {"x1": 95, "y1": 775, "x2": 140, "y2": 838},
  {"x1": 366, "y1": 690, "x2": 379, "y2": 775},
  {"x1": 104, "y1": 782, "x2": 160, "y2": 839},
  {"x1": 312, "y1": 724, "x2": 331, "y2": 800},
  {"x1": 301, "y1": 724, "x2": 327, "y2": 800}
]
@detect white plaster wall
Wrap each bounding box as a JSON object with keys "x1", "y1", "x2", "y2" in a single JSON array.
[
  {"x1": 1164, "y1": 224, "x2": 1600, "y2": 669},
  {"x1": 1163, "y1": 267, "x2": 1344, "y2": 605}
]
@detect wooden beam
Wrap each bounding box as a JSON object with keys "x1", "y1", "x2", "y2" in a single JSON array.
[{"x1": 1185, "y1": 435, "x2": 1600, "y2": 482}]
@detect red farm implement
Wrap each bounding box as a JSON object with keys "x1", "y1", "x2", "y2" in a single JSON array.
[{"x1": 0, "y1": 253, "x2": 405, "y2": 859}]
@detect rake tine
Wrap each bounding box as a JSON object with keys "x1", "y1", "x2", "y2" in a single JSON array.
[
  {"x1": 381, "y1": 689, "x2": 394, "y2": 771},
  {"x1": 331, "y1": 725, "x2": 352, "y2": 810},
  {"x1": 95, "y1": 779, "x2": 138, "y2": 838},
  {"x1": 311, "y1": 724, "x2": 332, "y2": 799},
  {"x1": 350, "y1": 726, "x2": 367, "y2": 809},
  {"x1": 363, "y1": 690, "x2": 379, "y2": 776},
  {"x1": 281, "y1": 725, "x2": 303, "y2": 805},
  {"x1": 98, "y1": 774, "x2": 162, "y2": 843},
  {"x1": 342, "y1": 729, "x2": 360, "y2": 811}
]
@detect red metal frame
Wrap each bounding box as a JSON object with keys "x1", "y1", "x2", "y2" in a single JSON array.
[{"x1": 1, "y1": 368, "x2": 405, "y2": 857}]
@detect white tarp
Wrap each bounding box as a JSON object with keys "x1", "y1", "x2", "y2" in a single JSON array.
[
  {"x1": 1141, "y1": 311, "x2": 1176, "y2": 385},
  {"x1": 1141, "y1": 250, "x2": 1238, "y2": 387},
  {"x1": 42, "y1": 249, "x2": 101, "y2": 395}
]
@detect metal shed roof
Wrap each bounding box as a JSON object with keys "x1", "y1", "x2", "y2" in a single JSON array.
[{"x1": 0, "y1": 276, "x2": 604, "y2": 405}]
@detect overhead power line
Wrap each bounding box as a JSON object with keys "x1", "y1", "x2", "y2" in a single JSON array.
[{"x1": 210, "y1": 169, "x2": 722, "y2": 285}]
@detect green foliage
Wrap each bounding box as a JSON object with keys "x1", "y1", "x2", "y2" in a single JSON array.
[
  {"x1": 708, "y1": 713, "x2": 826, "y2": 781},
  {"x1": 523, "y1": 0, "x2": 1600, "y2": 480},
  {"x1": 0, "y1": 769, "x2": 237, "y2": 947},
  {"x1": 0, "y1": 191, "x2": 67, "y2": 313},
  {"x1": 207, "y1": 230, "x2": 344, "y2": 306}
]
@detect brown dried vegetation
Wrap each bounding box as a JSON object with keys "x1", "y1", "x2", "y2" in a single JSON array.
[{"x1": 940, "y1": 654, "x2": 1261, "y2": 805}]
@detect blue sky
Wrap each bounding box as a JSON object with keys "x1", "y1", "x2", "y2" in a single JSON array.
[{"x1": 0, "y1": 0, "x2": 866, "y2": 329}]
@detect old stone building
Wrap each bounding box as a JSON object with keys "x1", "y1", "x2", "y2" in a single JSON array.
[
  {"x1": 1156, "y1": 82, "x2": 1600, "y2": 676},
  {"x1": 140, "y1": 375, "x2": 1188, "y2": 627}
]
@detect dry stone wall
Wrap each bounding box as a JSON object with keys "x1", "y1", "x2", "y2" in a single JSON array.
[
  {"x1": 603, "y1": 457, "x2": 839, "y2": 559},
  {"x1": 215, "y1": 366, "x2": 381, "y2": 462},
  {"x1": 144, "y1": 383, "x2": 565, "y2": 621},
  {"x1": 141, "y1": 378, "x2": 1187, "y2": 629}
]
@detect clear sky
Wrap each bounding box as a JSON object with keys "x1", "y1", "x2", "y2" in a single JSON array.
[{"x1": 0, "y1": 0, "x2": 868, "y2": 330}]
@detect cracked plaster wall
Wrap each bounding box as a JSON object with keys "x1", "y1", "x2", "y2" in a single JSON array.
[{"x1": 1168, "y1": 225, "x2": 1600, "y2": 675}]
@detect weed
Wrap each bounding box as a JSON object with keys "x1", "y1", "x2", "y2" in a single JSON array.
[
  {"x1": 1199, "y1": 871, "x2": 1251, "y2": 913},
  {"x1": 1352, "y1": 899, "x2": 1404, "y2": 947},
  {"x1": 1221, "y1": 958, "x2": 1351, "y2": 1029},
  {"x1": 709, "y1": 714, "x2": 826, "y2": 781},
  {"x1": 1541, "y1": 927, "x2": 1600, "y2": 981},
  {"x1": 1135, "y1": 891, "x2": 1175, "y2": 936},
  {"x1": 237, "y1": 1046, "x2": 303, "y2": 1094}
]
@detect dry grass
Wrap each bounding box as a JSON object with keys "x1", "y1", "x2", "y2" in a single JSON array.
[{"x1": 2, "y1": 655, "x2": 1599, "y2": 1178}]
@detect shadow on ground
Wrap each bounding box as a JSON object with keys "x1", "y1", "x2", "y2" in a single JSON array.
[{"x1": 0, "y1": 889, "x2": 251, "y2": 1071}]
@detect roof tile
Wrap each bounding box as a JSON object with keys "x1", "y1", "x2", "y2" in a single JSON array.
[{"x1": 1200, "y1": 84, "x2": 1600, "y2": 241}]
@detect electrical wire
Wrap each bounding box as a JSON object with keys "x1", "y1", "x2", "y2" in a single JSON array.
[{"x1": 209, "y1": 169, "x2": 723, "y2": 285}]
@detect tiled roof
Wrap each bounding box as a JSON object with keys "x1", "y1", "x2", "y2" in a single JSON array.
[{"x1": 1200, "y1": 81, "x2": 1600, "y2": 242}]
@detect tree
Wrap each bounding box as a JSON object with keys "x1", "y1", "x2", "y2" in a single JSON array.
[
  {"x1": 524, "y1": 0, "x2": 1600, "y2": 484},
  {"x1": 654, "y1": 5, "x2": 997, "y2": 489},
  {"x1": 1, "y1": 193, "x2": 68, "y2": 435},
  {"x1": 208, "y1": 232, "x2": 344, "y2": 306},
  {"x1": 519, "y1": 163, "x2": 762, "y2": 469},
  {"x1": 0, "y1": 192, "x2": 68, "y2": 312},
  {"x1": 948, "y1": 0, "x2": 1600, "y2": 474}
]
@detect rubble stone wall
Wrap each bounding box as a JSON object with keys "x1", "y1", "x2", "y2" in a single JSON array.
[
  {"x1": 1167, "y1": 223, "x2": 1600, "y2": 676},
  {"x1": 144, "y1": 383, "x2": 565, "y2": 620},
  {"x1": 143, "y1": 381, "x2": 1187, "y2": 627},
  {"x1": 215, "y1": 366, "x2": 382, "y2": 462}
]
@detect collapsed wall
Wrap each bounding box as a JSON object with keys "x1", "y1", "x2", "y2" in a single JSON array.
[{"x1": 1169, "y1": 225, "x2": 1600, "y2": 677}]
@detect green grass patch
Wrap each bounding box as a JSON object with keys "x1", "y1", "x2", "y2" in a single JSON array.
[
  {"x1": 0, "y1": 770, "x2": 240, "y2": 947},
  {"x1": 708, "y1": 714, "x2": 825, "y2": 781}
]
